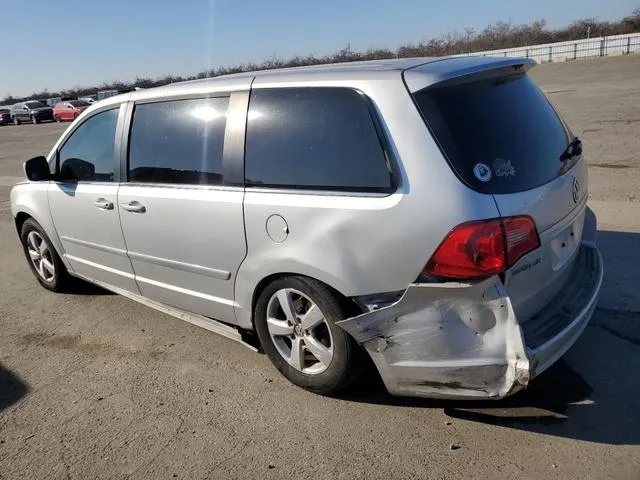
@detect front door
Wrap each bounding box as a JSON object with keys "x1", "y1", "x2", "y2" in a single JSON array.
[
  {"x1": 117, "y1": 95, "x2": 247, "y2": 324},
  {"x1": 48, "y1": 105, "x2": 138, "y2": 292},
  {"x1": 18, "y1": 106, "x2": 29, "y2": 121}
]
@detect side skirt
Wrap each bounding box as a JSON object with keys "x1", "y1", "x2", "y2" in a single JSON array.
[{"x1": 68, "y1": 271, "x2": 258, "y2": 352}]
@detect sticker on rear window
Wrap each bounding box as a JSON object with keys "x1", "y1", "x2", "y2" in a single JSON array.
[
  {"x1": 473, "y1": 163, "x2": 492, "y2": 182},
  {"x1": 493, "y1": 158, "x2": 516, "y2": 177}
]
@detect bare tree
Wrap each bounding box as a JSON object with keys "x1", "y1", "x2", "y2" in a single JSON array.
[{"x1": 4, "y1": 11, "x2": 640, "y2": 104}]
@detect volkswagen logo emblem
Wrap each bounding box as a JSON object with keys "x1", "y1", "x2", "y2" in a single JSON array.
[{"x1": 572, "y1": 177, "x2": 580, "y2": 203}]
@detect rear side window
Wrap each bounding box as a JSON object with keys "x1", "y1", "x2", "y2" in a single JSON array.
[
  {"x1": 245, "y1": 87, "x2": 394, "y2": 192},
  {"x1": 413, "y1": 74, "x2": 571, "y2": 194},
  {"x1": 128, "y1": 97, "x2": 229, "y2": 185}
]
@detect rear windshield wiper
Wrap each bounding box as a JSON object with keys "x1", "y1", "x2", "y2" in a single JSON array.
[{"x1": 559, "y1": 137, "x2": 582, "y2": 162}]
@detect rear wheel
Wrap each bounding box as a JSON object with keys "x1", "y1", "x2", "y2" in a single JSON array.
[
  {"x1": 13, "y1": 116, "x2": 20, "y2": 125},
  {"x1": 254, "y1": 276, "x2": 362, "y2": 395},
  {"x1": 20, "y1": 218, "x2": 70, "y2": 292}
]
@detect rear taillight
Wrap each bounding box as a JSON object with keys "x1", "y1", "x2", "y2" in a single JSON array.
[
  {"x1": 502, "y1": 216, "x2": 540, "y2": 266},
  {"x1": 422, "y1": 216, "x2": 540, "y2": 280}
]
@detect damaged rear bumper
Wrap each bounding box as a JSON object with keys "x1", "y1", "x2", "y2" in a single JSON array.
[{"x1": 337, "y1": 244, "x2": 603, "y2": 400}]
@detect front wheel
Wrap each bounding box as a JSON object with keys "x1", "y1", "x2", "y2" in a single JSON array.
[
  {"x1": 31, "y1": 115, "x2": 38, "y2": 124},
  {"x1": 54, "y1": 114, "x2": 61, "y2": 122},
  {"x1": 13, "y1": 116, "x2": 20, "y2": 125},
  {"x1": 20, "y1": 218, "x2": 71, "y2": 292},
  {"x1": 254, "y1": 276, "x2": 362, "y2": 395}
]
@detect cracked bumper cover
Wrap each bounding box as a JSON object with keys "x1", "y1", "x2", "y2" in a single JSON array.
[{"x1": 337, "y1": 244, "x2": 603, "y2": 400}]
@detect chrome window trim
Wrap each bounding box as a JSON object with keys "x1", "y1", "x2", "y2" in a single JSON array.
[
  {"x1": 123, "y1": 182, "x2": 244, "y2": 192},
  {"x1": 243, "y1": 186, "x2": 398, "y2": 198}
]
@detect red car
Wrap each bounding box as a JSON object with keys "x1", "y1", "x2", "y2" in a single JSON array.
[{"x1": 52, "y1": 100, "x2": 91, "y2": 122}]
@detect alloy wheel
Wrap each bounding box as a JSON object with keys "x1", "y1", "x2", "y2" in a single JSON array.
[
  {"x1": 266, "y1": 288, "x2": 334, "y2": 374},
  {"x1": 26, "y1": 231, "x2": 56, "y2": 282}
]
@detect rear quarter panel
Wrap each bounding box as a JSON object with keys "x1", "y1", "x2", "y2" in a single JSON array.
[{"x1": 235, "y1": 74, "x2": 500, "y2": 329}]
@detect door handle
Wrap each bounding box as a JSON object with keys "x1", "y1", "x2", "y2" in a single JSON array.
[
  {"x1": 120, "y1": 201, "x2": 146, "y2": 213},
  {"x1": 93, "y1": 198, "x2": 114, "y2": 210}
]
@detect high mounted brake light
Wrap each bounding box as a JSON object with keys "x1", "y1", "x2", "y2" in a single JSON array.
[{"x1": 422, "y1": 216, "x2": 540, "y2": 280}]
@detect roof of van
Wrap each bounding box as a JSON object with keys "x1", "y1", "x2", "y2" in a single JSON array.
[
  {"x1": 216, "y1": 57, "x2": 438, "y2": 77},
  {"x1": 98, "y1": 56, "x2": 535, "y2": 105}
]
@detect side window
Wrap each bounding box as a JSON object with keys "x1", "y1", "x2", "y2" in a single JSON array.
[
  {"x1": 58, "y1": 108, "x2": 119, "y2": 182},
  {"x1": 245, "y1": 87, "x2": 393, "y2": 192},
  {"x1": 128, "y1": 97, "x2": 229, "y2": 185}
]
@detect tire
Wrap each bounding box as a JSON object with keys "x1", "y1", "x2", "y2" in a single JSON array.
[
  {"x1": 254, "y1": 276, "x2": 363, "y2": 395},
  {"x1": 13, "y1": 116, "x2": 20, "y2": 125},
  {"x1": 20, "y1": 218, "x2": 71, "y2": 292},
  {"x1": 54, "y1": 115, "x2": 61, "y2": 123},
  {"x1": 31, "y1": 115, "x2": 38, "y2": 125}
]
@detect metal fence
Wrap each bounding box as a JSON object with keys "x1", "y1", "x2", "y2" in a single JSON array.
[{"x1": 451, "y1": 32, "x2": 640, "y2": 63}]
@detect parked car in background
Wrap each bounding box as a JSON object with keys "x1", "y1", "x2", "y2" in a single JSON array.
[
  {"x1": 45, "y1": 96, "x2": 76, "y2": 107},
  {"x1": 96, "y1": 90, "x2": 119, "y2": 101},
  {"x1": 0, "y1": 108, "x2": 11, "y2": 125},
  {"x1": 79, "y1": 97, "x2": 96, "y2": 104},
  {"x1": 10, "y1": 101, "x2": 54, "y2": 125},
  {"x1": 53, "y1": 100, "x2": 91, "y2": 122},
  {"x1": 10, "y1": 57, "x2": 602, "y2": 399}
]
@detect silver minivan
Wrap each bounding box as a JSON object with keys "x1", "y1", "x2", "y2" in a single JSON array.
[{"x1": 11, "y1": 56, "x2": 603, "y2": 399}]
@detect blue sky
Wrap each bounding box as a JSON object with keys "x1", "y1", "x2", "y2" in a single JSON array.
[{"x1": 1, "y1": 0, "x2": 636, "y2": 98}]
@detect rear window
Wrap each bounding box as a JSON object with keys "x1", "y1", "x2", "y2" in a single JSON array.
[
  {"x1": 245, "y1": 87, "x2": 394, "y2": 192},
  {"x1": 413, "y1": 73, "x2": 571, "y2": 194}
]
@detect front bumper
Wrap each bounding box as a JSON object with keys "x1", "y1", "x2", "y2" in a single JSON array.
[{"x1": 337, "y1": 221, "x2": 603, "y2": 400}]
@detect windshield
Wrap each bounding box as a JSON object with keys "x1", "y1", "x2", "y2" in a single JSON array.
[
  {"x1": 413, "y1": 73, "x2": 572, "y2": 194},
  {"x1": 69, "y1": 100, "x2": 90, "y2": 107},
  {"x1": 25, "y1": 101, "x2": 46, "y2": 109}
]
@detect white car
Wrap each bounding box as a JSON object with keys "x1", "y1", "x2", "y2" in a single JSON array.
[{"x1": 10, "y1": 56, "x2": 603, "y2": 399}]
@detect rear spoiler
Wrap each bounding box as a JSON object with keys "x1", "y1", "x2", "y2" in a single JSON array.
[{"x1": 403, "y1": 56, "x2": 536, "y2": 93}]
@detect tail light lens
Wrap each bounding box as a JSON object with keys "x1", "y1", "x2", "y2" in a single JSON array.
[
  {"x1": 422, "y1": 216, "x2": 539, "y2": 280},
  {"x1": 502, "y1": 216, "x2": 540, "y2": 266}
]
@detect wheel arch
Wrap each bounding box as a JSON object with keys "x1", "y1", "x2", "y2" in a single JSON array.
[
  {"x1": 240, "y1": 270, "x2": 362, "y2": 332},
  {"x1": 11, "y1": 186, "x2": 72, "y2": 272},
  {"x1": 14, "y1": 211, "x2": 32, "y2": 235}
]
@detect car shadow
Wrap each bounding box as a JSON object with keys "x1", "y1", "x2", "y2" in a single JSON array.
[
  {"x1": 341, "y1": 329, "x2": 638, "y2": 445},
  {"x1": 0, "y1": 364, "x2": 29, "y2": 411},
  {"x1": 65, "y1": 278, "x2": 114, "y2": 296},
  {"x1": 338, "y1": 229, "x2": 640, "y2": 446}
]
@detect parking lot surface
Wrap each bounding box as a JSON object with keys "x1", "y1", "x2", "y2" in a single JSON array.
[{"x1": 1, "y1": 55, "x2": 639, "y2": 479}]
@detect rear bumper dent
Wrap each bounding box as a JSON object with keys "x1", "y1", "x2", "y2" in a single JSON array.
[{"x1": 337, "y1": 244, "x2": 603, "y2": 400}]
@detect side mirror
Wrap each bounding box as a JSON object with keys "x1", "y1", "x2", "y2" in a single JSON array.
[
  {"x1": 59, "y1": 158, "x2": 95, "y2": 181},
  {"x1": 24, "y1": 156, "x2": 51, "y2": 181}
]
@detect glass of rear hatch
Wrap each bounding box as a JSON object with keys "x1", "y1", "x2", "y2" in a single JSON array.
[{"x1": 412, "y1": 73, "x2": 572, "y2": 194}]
